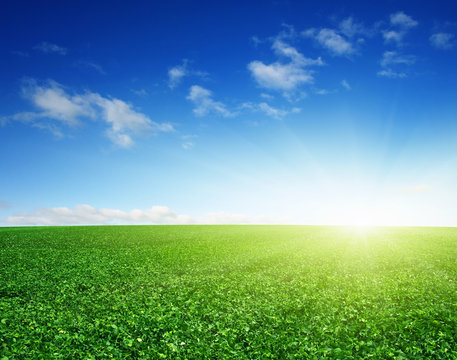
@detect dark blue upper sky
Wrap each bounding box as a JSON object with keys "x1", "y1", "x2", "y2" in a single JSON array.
[{"x1": 1, "y1": 0, "x2": 457, "y2": 226}]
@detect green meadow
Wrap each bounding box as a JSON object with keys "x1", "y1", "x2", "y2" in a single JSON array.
[{"x1": 1, "y1": 225, "x2": 456, "y2": 359}]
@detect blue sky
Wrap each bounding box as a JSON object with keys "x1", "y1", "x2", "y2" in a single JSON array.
[{"x1": 1, "y1": 0, "x2": 457, "y2": 226}]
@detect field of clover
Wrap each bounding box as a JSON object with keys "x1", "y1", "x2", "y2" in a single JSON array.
[{"x1": 1, "y1": 225, "x2": 457, "y2": 359}]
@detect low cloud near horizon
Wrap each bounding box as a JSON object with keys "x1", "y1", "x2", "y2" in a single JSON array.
[
  {"x1": 2, "y1": 204, "x2": 291, "y2": 226},
  {"x1": 400, "y1": 184, "x2": 430, "y2": 195}
]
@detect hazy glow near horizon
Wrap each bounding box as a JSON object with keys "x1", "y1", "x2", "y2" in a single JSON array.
[{"x1": 1, "y1": 2, "x2": 457, "y2": 227}]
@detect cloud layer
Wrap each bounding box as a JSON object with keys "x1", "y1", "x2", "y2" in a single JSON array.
[{"x1": 2, "y1": 204, "x2": 290, "y2": 226}]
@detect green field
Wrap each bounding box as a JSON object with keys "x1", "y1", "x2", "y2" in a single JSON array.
[{"x1": 1, "y1": 225, "x2": 457, "y2": 359}]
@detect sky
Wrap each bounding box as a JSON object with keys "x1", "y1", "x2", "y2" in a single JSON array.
[{"x1": 1, "y1": 0, "x2": 457, "y2": 226}]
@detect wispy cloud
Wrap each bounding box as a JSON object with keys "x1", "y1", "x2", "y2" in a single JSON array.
[
  {"x1": 168, "y1": 63, "x2": 187, "y2": 89},
  {"x1": 131, "y1": 88, "x2": 148, "y2": 97},
  {"x1": 303, "y1": 16, "x2": 372, "y2": 57},
  {"x1": 74, "y1": 60, "x2": 106, "y2": 74},
  {"x1": 271, "y1": 39, "x2": 324, "y2": 66},
  {"x1": 380, "y1": 51, "x2": 416, "y2": 67},
  {"x1": 86, "y1": 93, "x2": 173, "y2": 147},
  {"x1": 250, "y1": 35, "x2": 262, "y2": 47},
  {"x1": 377, "y1": 69, "x2": 407, "y2": 79},
  {"x1": 3, "y1": 80, "x2": 173, "y2": 147},
  {"x1": 340, "y1": 79, "x2": 351, "y2": 90},
  {"x1": 182, "y1": 141, "x2": 195, "y2": 150},
  {"x1": 187, "y1": 85, "x2": 232, "y2": 117},
  {"x1": 390, "y1": 12, "x2": 418, "y2": 29},
  {"x1": 266, "y1": 102, "x2": 300, "y2": 118},
  {"x1": 303, "y1": 28, "x2": 354, "y2": 56},
  {"x1": 19, "y1": 80, "x2": 95, "y2": 127},
  {"x1": 383, "y1": 11, "x2": 418, "y2": 46},
  {"x1": 181, "y1": 134, "x2": 197, "y2": 150},
  {"x1": 248, "y1": 38, "x2": 323, "y2": 95},
  {"x1": 34, "y1": 41, "x2": 67, "y2": 55},
  {"x1": 338, "y1": 17, "x2": 370, "y2": 38},
  {"x1": 11, "y1": 50, "x2": 29, "y2": 57},
  {"x1": 430, "y1": 32, "x2": 455, "y2": 49},
  {"x1": 2, "y1": 204, "x2": 290, "y2": 225},
  {"x1": 260, "y1": 93, "x2": 274, "y2": 100},
  {"x1": 315, "y1": 89, "x2": 331, "y2": 95},
  {"x1": 377, "y1": 51, "x2": 415, "y2": 79},
  {"x1": 168, "y1": 60, "x2": 207, "y2": 89},
  {"x1": 258, "y1": 102, "x2": 289, "y2": 119},
  {"x1": 383, "y1": 31, "x2": 403, "y2": 44},
  {"x1": 241, "y1": 101, "x2": 300, "y2": 119}
]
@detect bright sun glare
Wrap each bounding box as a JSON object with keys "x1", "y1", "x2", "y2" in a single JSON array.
[{"x1": 327, "y1": 206, "x2": 387, "y2": 227}]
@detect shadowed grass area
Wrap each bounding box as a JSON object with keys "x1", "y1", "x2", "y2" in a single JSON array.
[{"x1": 1, "y1": 225, "x2": 456, "y2": 358}]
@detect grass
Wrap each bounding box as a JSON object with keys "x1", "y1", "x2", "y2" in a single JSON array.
[{"x1": 1, "y1": 225, "x2": 457, "y2": 359}]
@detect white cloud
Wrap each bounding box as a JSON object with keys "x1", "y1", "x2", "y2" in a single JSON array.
[
  {"x1": 260, "y1": 93, "x2": 274, "y2": 100},
  {"x1": 430, "y1": 32, "x2": 455, "y2": 49},
  {"x1": 2, "y1": 205, "x2": 190, "y2": 226},
  {"x1": 258, "y1": 102, "x2": 288, "y2": 119},
  {"x1": 377, "y1": 69, "x2": 407, "y2": 79},
  {"x1": 383, "y1": 30, "x2": 404, "y2": 44},
  {"x1": 168, "y1": 60, "x2": 207, "y2": 89},
  {"x1": 6, "y1": 80, "x2": 173, "y2": 147},
  {"x1": 240, "y1": 101, "x2": 300, "y2": 119},
  {"x1": 390, "y1": 11, "x2": 418, "y2": 29},
  {"x1": 2, "y1": 204, "x2": 290, "y2": 226},
  {"x1": 248, "y1": 61, "x2": 314, "y2": 92},
  {"x1": 272, "y1": 39, "x2": 324, "y2": 66},
  {"x1": 186, "y1": 85, "x2": 232, "y2": 117},
  {"x1": 181, "y1": 134, "x2": 197, "y2": 150},
  {"x1": 168, "y1": 64, "x2": 187, "y2": 89},
  {"x1": 339, "y1": 17, "x2": 368, "y2": 38},
  {"x1": 20, "y1": 80, "x2": 95, "y2": 126},
  {"x1": 303, "y1": 28, "x2": 354, "y2": 56},
  {"x1": 87, "y1": 93, "x2": 173, "y2": 147},
  {"x1": 259, "y1": 102, "x2": 300, "y2": 119},
  {"x1": 315, "y1": 89, "x2": 331, "y2": 95},
  {"x1": 340, "y1": 80, "x2": 351, "y2": 90},
  {"x1": 380, "y1": 51, "x2": 416, "y2": 67},
  {"x1": 304, "y1": 17, "x2": 371, "y2": 57},
  {"x1": 248, "y1": 39, "x2": 322, "y2": 95},
  {"x1": 377, "y1": 51, "x2": 415, "y2": 79},
  {"x1": 34, "y1": 42, "x2": 67, "y2": 55},
  {"x1": 383, "y1": 12, "x2": 418, "y2": 46},
  {"x1": 182, "y1": 141, "x2": 194, "y2": 150}
]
